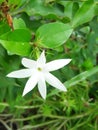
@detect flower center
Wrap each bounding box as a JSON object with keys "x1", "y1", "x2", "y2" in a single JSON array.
[{"x1": 37, "y1": 67, "x2": 42, "y2": 71}]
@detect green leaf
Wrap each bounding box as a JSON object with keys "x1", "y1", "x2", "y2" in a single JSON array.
[
  {"x1": 59, "y1": 1, "x2": 73, "y2": 20},
  {"x1": 0, "y1": 40, "x2": 31, "y2": 56},
  {"x1": 0, "y1": 22, "x2": 10, "y2": 35},
  {"x1": 72, "y1": 2, "x2": 79, "y2": 18},
  {"x1": 24, "y1": 0, "x2": 64, "y2": 17},
  {"x1": 72, "y1": 0, "x2": 96, "y2": 28},
  {"x1": 0, "y1": 29, "x2": 31, "y2": 42},
  {"x1": 13, "y1": 18, "x2": 27, "y2": 29},
  {"x1": 64, "y1": 66, "x2": 98, "y2": 88},
  {"x1": 35, "y1": 22, "x2": 73, "y2": 48},
  {"x1": 0, "y1": 29, "x2": 32, "y2": 56}
]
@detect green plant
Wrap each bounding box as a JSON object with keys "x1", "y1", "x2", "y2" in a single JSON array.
[{"x1": 0, "y1": 0, "x2": 98, "y2": 129}]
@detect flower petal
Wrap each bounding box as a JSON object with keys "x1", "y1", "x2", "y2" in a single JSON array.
[
  {"x1": 38, "y1": 74, "x2": 46, "y2": 99},
  {"x1": 45, "y1": 72, "x2": 67, "y2": 91},
  {"x1": 22, "y1": 58, "x2": 36, "y2": 68},
  {"x1": 7, "y1": 69, "x2": 32, "y2": 78},
  {"x1": 22, "y1": 71, "x2": 39, "y2": 96},
  {"x1": 45, "y1": 59, "x2": 72, "y2": 71},
  {"x1": 37, "y1": 51, "x2": 46, "y2": 65}
]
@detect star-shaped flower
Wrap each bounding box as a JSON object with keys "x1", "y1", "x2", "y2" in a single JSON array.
[{"x1": 7, "y1": 51, "x2": 71, "y2": 99}]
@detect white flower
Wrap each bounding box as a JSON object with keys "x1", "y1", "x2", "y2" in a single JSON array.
[{"x1": 7, "y1": 51, "x2": 71, "y2": 99}]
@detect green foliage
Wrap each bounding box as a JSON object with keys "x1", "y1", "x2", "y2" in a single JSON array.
[
  {"x1": 72, "y1": 0, "x2": 96, "y2": 28},
  {"x1": 0, "y1": 0, "x2": 98, "y2": 129},
  {"x1": 0, "y1": 29, "x2": 32, "y2": 56},
  {"x1": 24, "y1": 0, "x2": 64, "y2": 17},
  {"x1": 35, "y1": 22, "x2": 73, "y2": 48},
  {"x1": 64, "y1": 66, "x2": 98, "y2": 88}
]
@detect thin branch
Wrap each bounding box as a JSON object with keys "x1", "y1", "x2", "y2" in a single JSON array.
[{"x1": 0, "y1": 119, "x2": 12, "y2": 130}]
